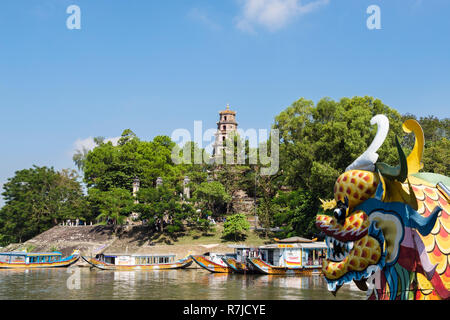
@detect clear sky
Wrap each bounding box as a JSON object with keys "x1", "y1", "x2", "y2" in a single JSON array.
[{"x1": 0, "y1": 0, "x2": 449, "y2": 206}]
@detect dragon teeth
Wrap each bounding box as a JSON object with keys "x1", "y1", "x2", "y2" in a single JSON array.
[{"x1": 325, "y1": 236, "x2": 354, "y2": 262}]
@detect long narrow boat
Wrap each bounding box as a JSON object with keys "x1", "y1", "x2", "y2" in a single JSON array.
[
  {"x1": 192, "y1": 245, "x2": 261, "y2": 274},
  {"x1": 248, "y1": 242, "x2": 327, "y2": 275},
  {"x1": 190, "y1": 254, "x2": 234, "y2": 273},
  {"x1": 0, "y1": 250, "x2": 80, "y2": 269},
  {"x1": 82, "y1": 253, "x2": 193, "y2": 270}
]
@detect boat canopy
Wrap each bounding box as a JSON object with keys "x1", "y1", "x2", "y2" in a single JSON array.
[
  {"x1": 299, "y1": 242, "x2": 327, "y2": 249},
  {"x1": 0, "y1": 252, "x2": 62, "y2": 257},
  {"x1": 227, "y1": 245, "x2": 254, "y2": 249},
  {"x1": 258, "y1": 242, "x2": 327, "y2": 249},
  {"x1": 274, "y1": 236, "x2": 315, "y2": 243},
  {"x1": 101, "y1": 253, "x2": 176, "y2": 257},
  {"x1": 26, "y1": 252, "x2": 63, "y2": 256}
]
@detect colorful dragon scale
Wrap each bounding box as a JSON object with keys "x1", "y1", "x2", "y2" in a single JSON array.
[{"x1": 316, "y1": 116, "x2": 450, "y2": 300}]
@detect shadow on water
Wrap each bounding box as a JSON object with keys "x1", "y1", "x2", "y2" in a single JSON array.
[{"x1": 0, "y1": 268, "x2": 366, "y2": 300}]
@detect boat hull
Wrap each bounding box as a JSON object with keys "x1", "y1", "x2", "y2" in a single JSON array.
[
  {"x1": 221, "y1": 257, "x2": 254, "y2": 274},
  {"x1": 82, "y1": 256, "x2": 193, "y2": 271},
  {"x1": 247, "y1": 257, "x2": 322, "y2": 275},
  {"x1": 0, "y1": 254, "x2": 79, "y2": 269},
  {"x1": 191, "y1": 255, "x2": 232, "y2": 273}
]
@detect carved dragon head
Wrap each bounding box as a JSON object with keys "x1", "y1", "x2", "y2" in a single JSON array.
[{"x1": 315, "y1": 116, "x2": 447, "y2": 299}]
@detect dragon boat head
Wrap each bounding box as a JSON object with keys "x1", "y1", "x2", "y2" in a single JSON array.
[{"x1": 315, "y1": 115, "x2": 447, "y2": 299}]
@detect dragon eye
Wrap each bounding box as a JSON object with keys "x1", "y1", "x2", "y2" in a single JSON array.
[{"x1": 333, "y1": 208, "x2": 347, "y2": 224}]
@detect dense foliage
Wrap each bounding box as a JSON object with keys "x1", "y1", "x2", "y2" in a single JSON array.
[
  {"x1": 0, "y1": 167, "x2": 89, "y2": 245},
  {"x1": 135, "y1": 185, "x2": 195, "y2": 234},
  {"x1": 222, "y1": 213, "x2": 250, "y2": 241}
]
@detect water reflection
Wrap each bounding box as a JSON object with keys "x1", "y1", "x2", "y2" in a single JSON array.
[
  {"x1": 0, "y1": 268, "x2": 366, "y2": 300},
  {"x1": 255, "y1": 275, "x2": 322, "y2": 289}
]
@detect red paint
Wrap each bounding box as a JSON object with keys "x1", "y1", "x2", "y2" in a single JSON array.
[{"x1": 439, "y1": 225, "x2": 447, "y2": 238}]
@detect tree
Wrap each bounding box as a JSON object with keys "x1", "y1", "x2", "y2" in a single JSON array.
[
  {"x1": 255, "y1": 168, "x2": 283, "y2": 237},
  {"x1": 82, "y1": 130, "x2": 181, "y2": 192},
  {"x1": 222, "y1": 213, "x2": 250, "y2": 241},
  {"x1": 422, "y1": 138, "x2": 450, "y2": 176},
  {"x1": 193, "y1": 181, "x2": 231, "y2": 217},
  {"x1": 273, "y1": 189, "x2": 318, "y2": 238},
  {"x1": 72, "y1": 146, "x2": 90, "y2": 171},
  {"x1": 72, "y1": 136, "x2": 105, "y2": 171},
  {"x1": 135, "y1": 185, "x2": 195, "y2": 235},
  {"x1": 214, "y1": 133, "x2": 259, "y2": 214},
  {"x1": 0, "y1": 166, "x2": 88, "y2": 245},
  {"x1": 176, "y1": 141, "x2": 209, "y2": 195},
  {"x1": 93, "y1": 188, "x2": 134, "y2": 227},
  {"x1": 216, "y1": 164, "x2": 252, "y2": 214}
]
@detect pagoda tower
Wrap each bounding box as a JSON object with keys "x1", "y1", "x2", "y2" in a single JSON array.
[{"x1": 212, "y1": 104, "x2": 238, "y2": 157}]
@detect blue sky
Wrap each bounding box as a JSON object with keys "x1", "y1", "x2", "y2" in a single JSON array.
[{"x1": 0, "y1": 0, "x2": 449, "y2": 206}]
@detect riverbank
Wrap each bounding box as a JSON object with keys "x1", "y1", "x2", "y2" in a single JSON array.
[{"x1": 0, "y1": 223, "x2": 270, "y2": 264}]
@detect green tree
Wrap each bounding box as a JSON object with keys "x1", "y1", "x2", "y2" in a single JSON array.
[
  {"x1": 0, "y1": 166, "x2": 88, "y2": 245},
  {"x1": 135, "y1": 185, "x2": 195, "y2": 235},
  {"x1": 176, "y1": 141, "x2": 209, "y2": 195},
  {"x1": 82, "y1": 130, "x2": 181, "y2": 192},
  {"x1": 422, "y1": 138, "x2": 450, "y2": 176},
  {"x1": 273, "y1": 189, "x2": 318, "y2": 238},
  {"x1": 193, "y1": 181, "x2": 231, "y2": 217},
  {"x1": 94, "y1": 188, "x2": 134, "y2": 227},
  {"x1": 222, "y1": 213, "x2": 250, "y2": 241},
  {"x1": 254, "y1": 166, "x2": 283, "y2": 237}
]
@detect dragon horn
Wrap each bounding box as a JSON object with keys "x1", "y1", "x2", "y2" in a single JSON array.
[
  {"x1": 375, "y1": 136, "x2": 408, "y2": 183},
  {"x1": 409, "y1": 206, "x2": 442, "y2": 237}
]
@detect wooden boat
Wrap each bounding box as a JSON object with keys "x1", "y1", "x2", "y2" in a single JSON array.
[
  {"x1": 221, "y1": 257, "x2": 253, "y2": 274},
  {"x1": 190, "y1": 254, "x2": 234, "y2": 273},
  {"x1": 0, "y1": 250, "x2": 80, "y2": 269},
  {"x1": 220, "y1": 245, "x2": 260, "y2": 273},
  {"x1": 82, "y1": 253, "x2": 193, "y2": 270},
  {"x1": 248, "y1": 242, "x2": 327, "y2": 275}
]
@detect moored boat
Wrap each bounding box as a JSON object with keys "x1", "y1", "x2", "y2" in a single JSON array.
[
  {"x1": 248, "y1": 242, "x2": 327, "y2": 275},
  {"x1": 220, "y1": 245, "x2": 260, "y2": 274},
  {"x1": 82, "y1": 253, "x2": 193, "y2": 270},
  {"x1": 221, "y1": 257, "x2": 252, "y2": 273},
  {"x1": 190, "y1": 253, "x2": 234, "y2": 273},
  {"x1": 0, "y1": 250, "x2": 80, "y2": 269}
]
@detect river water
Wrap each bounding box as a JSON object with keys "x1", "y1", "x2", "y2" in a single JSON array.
[{"x1": 0, "y1": 267, "x2": 366, "y2": 300}]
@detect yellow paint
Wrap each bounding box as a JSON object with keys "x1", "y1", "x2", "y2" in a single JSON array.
[
  {"x1": 320, "y1": 198, "x2": 337, "y2": 211},
  {"x1": 402, "y1": 119, "x2": 424, "y2": 175}
]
